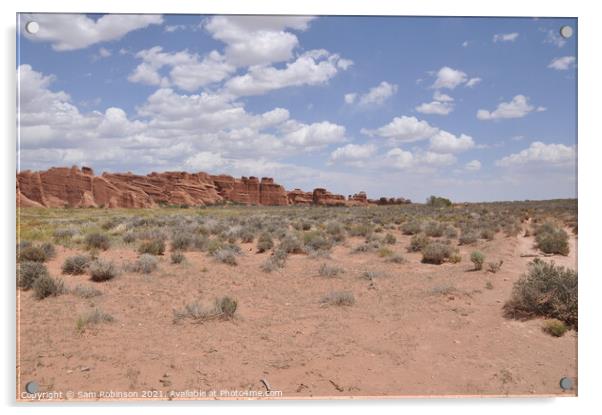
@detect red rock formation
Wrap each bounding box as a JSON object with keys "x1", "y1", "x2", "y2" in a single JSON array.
[
  {"x1": 287, "y1": 189, "x2": 313, "y2": 205},
  {"x1": 312, "y1": 188, "x2": 347, "y2": 207}
]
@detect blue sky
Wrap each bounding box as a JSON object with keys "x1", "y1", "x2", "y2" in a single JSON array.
[{"x1": 17, "y1": 14, "x2": 577, "y2": 202}]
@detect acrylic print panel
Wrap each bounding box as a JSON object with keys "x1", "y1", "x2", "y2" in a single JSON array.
[{"x1": 16, "y1": 13, "x2": 577, "y2": 401}]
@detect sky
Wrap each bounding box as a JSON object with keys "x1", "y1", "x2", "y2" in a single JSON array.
[{"x1": 16, "y1": 14, "x2": 577, "y2": 202}]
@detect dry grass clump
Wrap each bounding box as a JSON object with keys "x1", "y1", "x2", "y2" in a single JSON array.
[
  {"x1": 408, "y1": 233, "x2": 430, "y2": 252},
  {"x1": 256, "y1": 232, "x2": 274, "y2": 253},
  {"x1": 488, "y1": 260, "x2": 504, "y2": 273},
  {"x1": 138, "y1": 238, "x2": 165, "y2": 255},
  {"x1": 71, "y1": 284, "x2": 102, "y2": 299},
  {"x1": 318, "y1": 263, "x2": 344, "y2": 277},
  {"x1": 424, "y1": 221, "x2": 445, "y2": 237},
  {"x1": 76, "y1": 308, "x2": 114, "y2": 333},
  {"x1": 458, "y1": 230, "x2": 478, "y2": 245},
  {"x1": 170, "y1": 233, "x2": 193, "y2": 251},
  {"x1": 88, "y1": 259, "x2": 118, "y2": 282},
  {"x1": 279, "y1": 233, "x2": 304, "y2": 254},
  {"x1": 542, "y1": 319, "x2": 568, "y2": 337},
  {"x1": 302, "y1": 230, "x2": 333, "y2": 253},
  {"x1": 213, "y1": 248, "x2": 238, "y2": 266},
  {"x1": 503, "y1": 259, "x2": 577, "y2": 328},
  {"x1": 401, "y1": 220, "x2": 422, "y2": 235},
  {"x1": 470, "y1": 251, "x2": 485, "y2": 270},
  {"x1": 130, "y1": 254, "x2": 159, "y2": 274},
  {"x1": 170, "y1": 250, "x2": 185, "y2": 264},
  {"x1": 62, "y1": 255, "x2": 91, "y2": 275},
  {"x1": 260, "y1": 248, "x2": 288, "y2": 272},
  {"x1": 33, "y1": 275, "x2": 66, "y2": 300},
  {"x1": 173, "y1": 296, "x2": 238, "y2": 322},
  {"x1": 18, "y1": 245, "x2": 48, "y2": 263},
  {"x1": 18, "y1": 262, "x2": 49, "y2": 289},
  {"x1": 421, "y1": 242, "x2": 455, "y2": 265},
  {"x1": 320, "y1": 291, "x2": 355, "y2": 306},
  {"x1": 85, "y1": 233, "x2": 110, "y2": 250}
]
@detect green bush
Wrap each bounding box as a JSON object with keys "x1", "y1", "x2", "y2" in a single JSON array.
[
  {"x1": 542, "y1": 319, "x2": 568, "y2": 337},
  {"x1": 535, "y1": 225, "x2": 569, "y2": 255},
  {"x1": 426, "y1": 195, "x2": 452, "y2": 208},
  {"x1": 18, "y1": 246, "x2": 47, "y2": 263},
  {"x1": 503, "y1": 259, "x2": 577, "y2": 328},
  {"x1": 62, "y1": 255, "x2": 91, "y2": 275},
  {"x1": 85, "y1": 233, "x2": 110, "y2": 250},
  {"x1": 138, "y1": 239, "x2": 165, "y2": 255},
  {"x1": 33, "y1": 275, "x2": 65, "y2": 300},
  {"x1": 89, "y1": 259, "x2": 118, "y2": 282},
  {"x1": 256, "y1": 233, "x2": 274, "y2": 253},
  {"x1": 470, "y1": 251, "x2": 485, "y2": 270},
  {"x1": 18, "y1": 262, "x2": 49, "y2": 289}
]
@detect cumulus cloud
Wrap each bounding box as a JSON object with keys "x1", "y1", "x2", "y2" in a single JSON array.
[
  {"x1": 432, "y1": 67, "x2": 467, "y2": 90},
  {"x1": 496, "y1": 142, "x2": 576, "y2": 167},
  {"x1": 465, "y1": 160, "x2": 482, "y2": 171},
  {"x1": 357, "y1": 82, "x2": 398, "y2": 106},
  {"x1": 128, "y1": 46, "x2": 235, "y2": 91},
  {"x1": 493, "y1": 32, "x2": 519, "y2": 43},
  {"x1": 344, "y1": 93, "x2": 357, "y2": 104},
  {"x1": 477, "y1": 95, "x2": 544, "y2": 120},
  {"x1": 329, "y1": 143, "x2": 377, "y2": 163},
  {"x1": 385, "y1": 148, "x2": 456, "y2": 170},
  {"x1": 203, "y1": 15, "x2": 315, "y2": 67},
  {"x1": 429, "y1": 131, "x2": 475, "y2": 153},
  {"x1": 361, "y1": 116, "x2": 438, "y2": 144},
  {"x1": 466, "y1": 77, "x2": 482, "y2": 87},
  {"x1": 548, "y1": 56, "x2": 576, "y2": 70},
  {"x1": 225, "y1": 49, "x2": 351, "y2": 96},
  {"x1": 416, "y1": 101, "x2": 453, "y2": 115},
  {"x1": 21, "y1": 13, "x2": 163, "y2": 51}
]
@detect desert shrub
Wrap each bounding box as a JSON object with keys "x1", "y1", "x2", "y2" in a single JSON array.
[
  {"x1": 449, "y1": 252, "x2": 462, "y2": 263},
  {"x1": 85, "y1": 233, "x2": 110, "y2": 251},
  {"x1": 76, "y1": 308, "x2": 114, "y2": 333},
  {"x1": 408, "y1": 233, "x2": 430, "y2": 252},
  {"x1": 18, "y1": 262, "x2": 49, "y2": 289},
  {"x1": 426, "y1": 195, "x2": 452, "y2": 208},
  {"x1": 101, "y1": 217, "x2": 121, "y2": 230},
  {"x1": 53, "y1": 227, "x2": 77, "y2": 241},
  {"x1": 503, "y1": 259, "x2": 577, "y2": 327},
  {"x1": 542, "y1": 319, "x2": 568, "y2": 337},
  {"x1": 173, "y1": 296, "x2": 237, "y2": 322},
  {"x1": 171, "y1": 233, "x2": 193, "y2": 251},
  {"x1": 206, "y1": 238, "x2": 224, "y2": 255},
  {"x1": 360, "y1": 270, "x2": 385, "y2": 280},
  {"x1": 40, "y1": 242, "x2": 57, "y2": 259},
  {"x1": 138, "y1": 239, "x2": 165, "y2": 255},
  {"x1": 458, "y1": 231, "x2": 478, "y2": 245},
  {"x1": 348, "y1": 223, "x2": 373, "y2": 238},
  {"x1": 422, "y1": 242, "x2": 454, "y2": 264},
  {"x1": 321, "y1": 291, "x2": 355, "y2": 306},
  {"x1": 480, "y1": 228, "x2": 496, "y2": 241},
  {"x1": 388, "y1": 253, "x2": 406, "y2": 264},
  {"x1": 470, "y1": 251, "x2": 485, "y2": 270},
  {"x1": 62, "y1": 255, "x2": 91, "y2": 275},
  {"x1": 122, "y1": 232, "x2": 136, "y2": 244},
  {"x1": 424, "y1": 221, "x2": 444, "y2": 237},
  {"x1": 303, "y1": 230, "x2": 332, "y2": 252},
  {"x1": 18, "y1": 246, "x2": 47, "y2": 263},
  {"x1": 239, "y1": 228, "x2": 255, "y2": 243},
  {"x1": 256, "y1": 233, "x2": 274, "y2": 253},
  {"x1": 71, "y1": 284, "x2": 102, "y2": 299},
  {"x1": 444, "y1": 225, "x2": 459, "y2": 239},
  {"x1": 401, "y1": 220, "x2": 422, "y2": 235},
  {"x1": 535, "y1": 225, "x2": 569, "y2": 255},
  {"x1": 33, "y1": 275, "x2": 65, "y2": 300},
  {"x1": 325, "y1": 221, "x2": 346, "y2": 243},
  {"x1": 192, "y1": 234, "x2": 209, "y2": 251},
  {"x1": 213, "y1": 248, "x2": 238, "y2": 266},
  {"x1": 383, "y1": 233, "x2": 397, "y2": 245},
  {"x1": 279, "y1": 233, "x2": 304, "y2": 254},
  {"x1": 353, "y1": 240, "x2": 380, "y2": 253},
  {"x1": 261, "y1": 248, "x2": 287, "y2": 272},
  {"x1": 171, "y1": 250, "x2": 185, "y2": 264},
  {"x1": 318, "y1": 263, "x2": 344, "y2": 277},
  {"x1": 488, "y1": 260, "x2": 504, "y2": 273},
  {"x1": 88, "y1": 259, "x2": 118, "y2": 282},
  {"x1": 485, "y1": 281, "x2": 494, "y2": 290},
  {"x1": 132, "y1": 254, "x2": 158, "y2": 274},
  {"x1": 293, "y1": 220, "x2": 312, "y2": 231},
  {"x1": 378, "y1": 247, "x2": 393, "y2": 258}
]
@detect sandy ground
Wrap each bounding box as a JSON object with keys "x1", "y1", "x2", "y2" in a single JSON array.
[{"x1": 17, "y1": 228, "x2": 577, "y2": 400}]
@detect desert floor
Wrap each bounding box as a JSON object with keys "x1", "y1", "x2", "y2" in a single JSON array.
[{"x1": 17, "y1": 223, "x2": 577, "y2": 400}]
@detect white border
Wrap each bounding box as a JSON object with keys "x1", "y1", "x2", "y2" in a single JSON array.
[{"x1": 2, "y1": 1, "x2": 601, "y2": 414}]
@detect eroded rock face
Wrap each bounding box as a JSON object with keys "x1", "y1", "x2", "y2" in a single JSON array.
[
  {"x1": 16, "y1": 166, "x2": 289, "y2": 208},
  {"x1": 287, "y1": 189, "x2": 313, "y2": 205},
  {"x1": 312, "y1": 188, "x2": 347, "y2": 207}
]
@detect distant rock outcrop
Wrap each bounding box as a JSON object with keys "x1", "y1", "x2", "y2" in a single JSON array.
[{"x1": 16, "y1": 166, "x2": 406, "y2": 208}]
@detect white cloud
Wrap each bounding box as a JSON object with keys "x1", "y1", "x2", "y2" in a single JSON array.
[
  {"x1": 548, "y1": 56, "x2": 576, "y2": 70},
  {"x1": 361, "y1": 116, "x2": 438, "y2": 144},
  {"x1": 477, "y1": 95, "x2": 543, "y2": 120},
  {"x1": 358, "y1": 81, "x2": 398, "y2": 106},
  {"x1": 225, "y1": 49, "x2": 351, "y2": 96},
  {"x1": 330, "y1": 143, "x2": 377, "y2": 163},
  {"x1": 98, "y1": 47, "x2": 112, "y2": 58},
  {"x1": 465, "y1": 160, "x2": 482, "y2": 171},
  {"x1": 415, "y1": 101, "x2": 453, "y2": 115},
  {"x1": 544, "y1": 29, "x2": 567, "y2": 48},
  {"x1": 385, "y1": 148, "x2": 414, "y2": 169},
  {"x1": 128, "y1": 47, "x2": 235, "y2": 91},
  {"x1": 184, "y1": 151, "x2": 227, "y2": 171},
  {"x1": 429, "y1": 131, "x2": 475, "y2": 153},
  {"x1": 432, "y1": 67, "x2": 467, "y2": 90},
  {"x1": 433, "y1": 91, "x2": 454, "y2": 102},
  {"x1": 21, "y1": 14, "x2": 163, "y2": 51},
  {"x1": 493, "y1": 32, "x2": 519, "y2": 43},
  {"x1": 344, "y1": 93, "x2": 357, "y2": 104},
  {"x1": 280, "y1": 120, "x2": 347, "y2": 149},
  {"x1": 385, "y1": 148, "x2": 456, "y2": 171},
  {"x1": 496, "y1": 142, "x2": 576, "y2": 167},
  {"x1": 462, "y1": 41, "x2": 469, "y2": 47},
  {"x1": 203, "y1": 15, "x2": 315, "y2": 67},
  {"x1": 466, "y1": 77, "x2": 482, "y2": 87}
]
